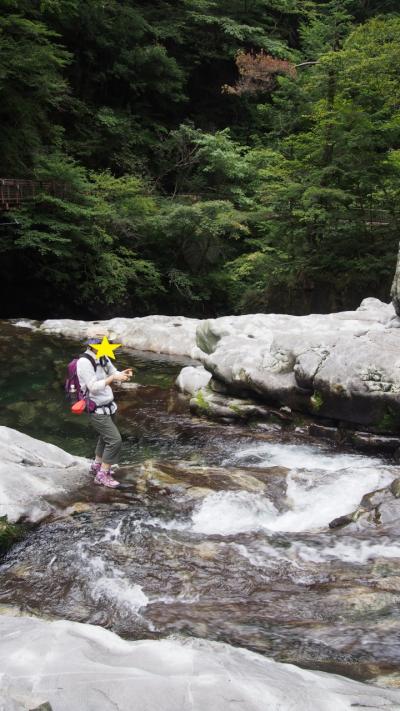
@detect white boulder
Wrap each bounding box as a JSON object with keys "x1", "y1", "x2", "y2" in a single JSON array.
[
  {"x1": 175, "y1": 365, "x2": 212, "y2": 395},
  {"x1": 39, "y1": 315, "x2": 203, "y2": 358},
  {"x1": 0, "y1": 615, "x2": 399, "y2": 711},
  {"x1": 196, "y1": 299, "x2": 400, "y2": 428},
  {"x1": 0, "y1": 427, "x2": 88, "y2": 523}
]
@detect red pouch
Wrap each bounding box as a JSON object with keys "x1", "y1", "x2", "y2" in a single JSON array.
[{"x1": 71, "y1": 399, "x2": 86, "y2": 415}]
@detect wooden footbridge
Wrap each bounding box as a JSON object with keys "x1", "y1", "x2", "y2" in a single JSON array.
[
  {"x1": 0, "y1": 178, "x2": 396, "y2": 229},
  {"x1": 0, "y1": 179, "x2": 61, "y2": 210}
]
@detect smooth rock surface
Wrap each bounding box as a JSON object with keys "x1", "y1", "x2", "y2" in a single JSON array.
[
  {"x1": 39, "y1": 315, "x2": 203, "y2": 358},
  {"x1": 196, "y1": 298, "x2": 400, "y2": 429},
  {"x1": 0, "y1": 427, "x2": 88, "y2": 522},
  {"x1": 175, "y1": 365, "x2": 212, "y2": 395},
  {"x1": 1, "y1": 615, "x2": 400, "y2": 711}
]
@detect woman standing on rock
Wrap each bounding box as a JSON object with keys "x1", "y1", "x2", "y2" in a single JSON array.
[{"x1": 77, "y1": 328, "x2": 133, "y2": 488}]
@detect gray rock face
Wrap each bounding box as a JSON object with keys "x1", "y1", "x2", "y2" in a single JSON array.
[
  {"x1": 1, "y1": 615, "x2": 400, "y2": 711},
  {"x1": 391, "y1": 243, "x2": 400, "y2": 317},
  {"x1": 0, "y1": 427, "x2": 88, "y2": 523},
  {"x1": 196, "y1": 298, "x2": 400, "y2": 430}
]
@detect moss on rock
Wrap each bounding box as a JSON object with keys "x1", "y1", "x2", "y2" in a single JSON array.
[
  {"x1": 310, "y1": 391, "x2": 324, "y2": 412},
  {"x1": 0, "y1": 516, "x2": 24, "y2": 555}
]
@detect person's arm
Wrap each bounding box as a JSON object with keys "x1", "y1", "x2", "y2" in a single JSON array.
[
  {"x1": 77, "y1": 358, "x2": 109, "y2": 394},
  {"x1": 104, "y1": 358, "x2": 132, "y2": 384}
]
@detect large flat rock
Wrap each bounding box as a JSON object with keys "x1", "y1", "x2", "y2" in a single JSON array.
[
  {"x1": 38, "y1": 315, "x2": 203, "y2": 358},
  {"x1": 0, "y1": 615, "x2": 399, "y2": 711},
  {"x1": 196, "y1": 298, "x2": 400, "y2": 429},
  {"x1": 0, "y1": 427, "x2": 88, "y2": 522}
]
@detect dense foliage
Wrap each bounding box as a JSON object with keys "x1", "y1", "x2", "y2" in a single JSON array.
[{"x1": 0, "y1": 0, "x2": 399, "y2": 317}]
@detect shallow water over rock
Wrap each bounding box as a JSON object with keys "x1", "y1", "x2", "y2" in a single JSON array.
[{"x1": 1, "y1": 321, "x2": 400, "y2": 689}]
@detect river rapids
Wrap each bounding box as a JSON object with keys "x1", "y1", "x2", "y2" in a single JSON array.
[{"x1": 0, "y1": 321, "x2": 399, "y2": 689}]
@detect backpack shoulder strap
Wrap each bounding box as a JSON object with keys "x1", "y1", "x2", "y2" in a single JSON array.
[
  {"x1": 80, "y1": 353, "x2": 97, "y2": 371},
  {"x1": 100, "y1": 355, "x2": 113, "y2": 373}
]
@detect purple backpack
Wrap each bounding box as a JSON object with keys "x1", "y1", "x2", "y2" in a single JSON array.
[{"x1": 65, "y1": 354, "x2": 97, "y2": 412}]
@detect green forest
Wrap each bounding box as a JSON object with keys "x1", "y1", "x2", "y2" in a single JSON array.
[{"x1": 1, "y1": 0, "x2": 399, "y2": 318}]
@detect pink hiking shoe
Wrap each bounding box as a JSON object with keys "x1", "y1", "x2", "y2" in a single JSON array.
[
  {"x1": 89, "y1": 460, "x2": 102, "y2": 475},
  {"x1": 94, "y1": 468, "x2": 120, "y2": 488}
]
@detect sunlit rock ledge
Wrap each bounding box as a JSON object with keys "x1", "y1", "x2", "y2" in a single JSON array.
[
  {"x1": 14, "y1": 297, "x2": 400, "y2": 431},
  {"x1": 0, "y1": 426, "x2": 88, "y2": 523},
  {"x1": 0, "y1": 615, "x2": 399, "y2": 711}
]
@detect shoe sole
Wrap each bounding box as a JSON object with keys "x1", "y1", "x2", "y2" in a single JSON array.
[{"x1": 94, "y1": 479, "x2": 120, "y2": 488}]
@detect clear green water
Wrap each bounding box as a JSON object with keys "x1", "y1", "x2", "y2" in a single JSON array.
[{"x1": 0, "y1": 321, "x2": 194, "y2": 458}]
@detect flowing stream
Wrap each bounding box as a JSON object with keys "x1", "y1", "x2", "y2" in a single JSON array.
[{"x1": 0, "y1": 321, "x2": 400, "y2": 687}]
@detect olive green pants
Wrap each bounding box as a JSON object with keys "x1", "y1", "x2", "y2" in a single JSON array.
[{"x1": 89, "y1": 413, "x2": 122, "y2": 465}]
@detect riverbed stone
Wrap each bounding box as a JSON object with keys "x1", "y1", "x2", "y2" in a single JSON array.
[
  {"x1": 175, "y1": 365, "x2": 212, "y2": 395},
  {"x1": 329, "y1": 477, "x2": 400, "y2": 530},
  {"x1": 190, "y1": 388, "x2": 287, "y2": 422},
  {"x1": 0, "y1": 426, "x2": 88, "y2": 523},
  {"x1": 0, "y1": 615, "x2": 399, "y2": 711}
]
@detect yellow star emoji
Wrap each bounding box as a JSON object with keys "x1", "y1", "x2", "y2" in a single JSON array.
[{"x1": 91, "y1": 336, "x2": 122, "y2": 360}]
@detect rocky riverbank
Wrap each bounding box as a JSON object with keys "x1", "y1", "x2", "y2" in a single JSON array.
[{"x1": 14, "y1": 297, "x2": 400, "y2": 435}]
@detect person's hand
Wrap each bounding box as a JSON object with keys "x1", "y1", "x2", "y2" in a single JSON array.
[
  {"x1": 112, "y1": 372, "x2": 130, "y2": 383},
  {"x1": 122, "y1": 368, "x2": 134, "y2": 379}
]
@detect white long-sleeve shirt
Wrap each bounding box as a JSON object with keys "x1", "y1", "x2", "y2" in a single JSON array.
[{"x1": 77, "y1": 349, "x2": 120, "y2": 414}]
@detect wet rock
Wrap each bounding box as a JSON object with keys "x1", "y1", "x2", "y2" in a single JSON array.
[
  {"x1": 175, "y1": 365, "x2": 212, "y2": 395},
  {"x1": 329, "y1": 508, "x2": 368, "y2": 529},
  {"x1": 29, "y1": 704, "x2": 53, "y2": 711},
  {"x1": 64, "y1": 502, "x2": 92, "y2": 516},
  {"x1": 1, "y1": 615, "x2": 400, "y2": 711},
  {"x1": 0, "y1": 516, "x2": 24, "y2": 555},
  {"x1": 329, "y1": 478, "x2": 400, "y2": 530},
  {"x1": 0, "y1": 426, "x2": 89, "y2": 523},
  {"x1": 190, "y1": 388, "x2": 285, "y2": 422},
  {"x1": 308, "y1": 424, "x2": 342, "y2": 443},
  {"x1": 350, "y1": 432, "x2": 400, "y2": 454},
  {"x1": 390, "y1": 478, "x2": 400, "y2": 498},
  {"x1": 208, "y1": 377, "x2": 232, "y2": 395},
  {"x1": 135, "y1": 459, "x2": 288, "y2": 501}
]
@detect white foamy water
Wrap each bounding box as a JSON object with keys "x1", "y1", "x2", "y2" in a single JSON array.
[
  {"x1": 233, "y1": 537, "x2": 400, "y2": 573},
  {"x1": 224, "y1": 441, "x2": 382, "y2": 471},
  {"x1": 76, "y1": 544, "x2": 150, "y2": 618},
  {"x1": 273, "y1": 465, "x2": 394, "y2": 532},
  {"x1": 192, "y1": 458, "x2": 395, "y2": 535},
  {"x1": 294, "y1": 540, "x2": 400, "y2": 564},
  {"x1": 192, "y1": 491, "x2": 278, "y2": 535}
]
